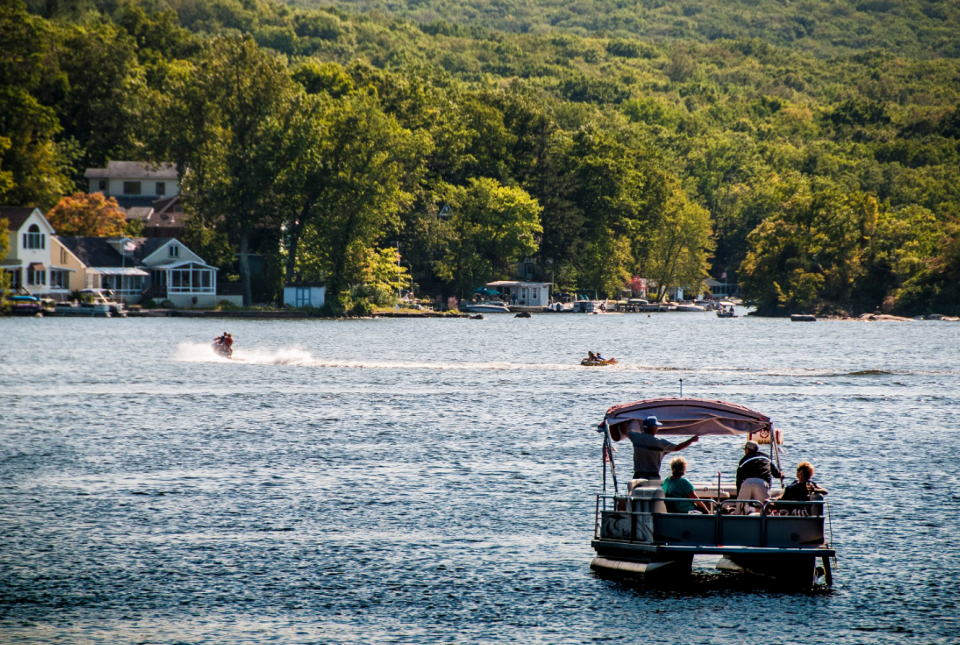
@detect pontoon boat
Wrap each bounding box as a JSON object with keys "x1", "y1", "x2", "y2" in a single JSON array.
[{"x1": 590, "y1": 398, "x2": 836, "y2": 587}]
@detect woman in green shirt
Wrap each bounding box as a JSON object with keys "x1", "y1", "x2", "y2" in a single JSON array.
[{"x1": 662, "y1": 457, "x2": 711, "y2": 513}]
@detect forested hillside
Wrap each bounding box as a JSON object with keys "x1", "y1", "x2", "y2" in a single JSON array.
[
  {"x1": 285, "y1": 0, "x2": 960, "y2": 59},
  {"x1": 3, "y1": 0, "x2": 960, "y2": 314}
]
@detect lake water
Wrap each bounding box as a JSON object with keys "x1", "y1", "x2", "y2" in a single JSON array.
[{"x1": 1, "y1": 312, "x2": 959, "y2": 644}]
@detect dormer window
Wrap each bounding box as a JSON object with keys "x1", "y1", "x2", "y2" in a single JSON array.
[
  {"x1": 169, "y1": 245, "x2": 179, "y2": 258},
  {"x1": 23, "y1": 223, "x2": 45, "y2": 250}
]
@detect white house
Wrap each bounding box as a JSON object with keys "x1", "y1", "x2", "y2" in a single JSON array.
[
  {"x1": 1, "y1": 206, "x2": 75, "y2": 299},
  {"x1": 84, "y1": 161, "x2": 179, "y2": 209},
  {"x1": 486, "y1": 280, "x2": 552, "y2": 307},
  {"x1": 283, "y1": 283, "x2": 326, "y2": 309},
  {"x1": 56, "y1": 236, "x2": 240, "y2": 307}
]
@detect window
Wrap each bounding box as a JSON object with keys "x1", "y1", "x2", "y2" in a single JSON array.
[
  {"x1": 27, "y1": 266, "x2": 46, "y2": 285},
  {"x1": 50, "y1": 269, "x2": 67, "y2": 289},
  {"x1": 156, "y1": 181, "x2": 166, "y2": 195},
  {"x1": 23, "y1": 224, "x2": 44, "y2": 249},
  {"x1": 98, "y1": 180, "x2": 108, "y2": 192},
  {"x1": 169, "y1": 266, "x2": 214, "y2": 293},
  {"x1": 169, "y1": 245, "x2": 179, "y2": 258},
  {"x1": 4, "y1": 269, "x2": 21, "y2": 289},
  {"x1": 123, "y1": 181, "x2": 141, "y2": 195},
  {"x1": 60, "y1": 248, "x2": 68, "y2": 264},
  {"x1": 532, "y1": 288, "x2": 538, "y2": 300}
]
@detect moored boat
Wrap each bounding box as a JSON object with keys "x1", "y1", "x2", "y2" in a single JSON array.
[
  {"x1": 7, "y1": 294, "x2": 42, "y2": 316},
  {"x1": 590, "y1": 398, "x2": 836, "y2": 588},
  {"x1": 460, "y1": 300, "x2": 511, "y2": 313}
]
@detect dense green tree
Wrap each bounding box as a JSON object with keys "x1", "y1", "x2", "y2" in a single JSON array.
[
  {"x1": 286, "y1": 93, "x2": 427, "y2": 310},
  {"x1": 161, "y1": 35, "x2": 297, "y2": 305},
  {"x1": 0, "y1": 0, "x2": 71, "y2": 207},
  {"x1": 435, "y1": 177, "x2": 542, "y2": 297},
  {"x1": 642, "y1": 190, "x2": 715, "y2": 301}
]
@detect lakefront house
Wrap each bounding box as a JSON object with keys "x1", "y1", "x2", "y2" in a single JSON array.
[
  {"x1": 84, "y1": 161, "x2": 189, "y2": 239},
  {"x1": 0, "y1": 207, "x2": 73, "y2": 300},
  {"x1": 56, "y1": 236, "x2": 239, "y2": 307}
]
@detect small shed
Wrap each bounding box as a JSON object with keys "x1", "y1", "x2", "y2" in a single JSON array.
[
  {"x1": 486, "y1": 281, "x2": 551, "y2": 307},
  {"x1": 283, "y1": 283, "x2": 326, "y2": 309}
]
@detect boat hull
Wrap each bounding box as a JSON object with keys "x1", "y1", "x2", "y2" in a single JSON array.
[
  {"x1": 592, "y1": 538, "x2": 831, "y2": 588},
  {"x1": 460, "y1": 303, "x2": 511, "y2": 313}
]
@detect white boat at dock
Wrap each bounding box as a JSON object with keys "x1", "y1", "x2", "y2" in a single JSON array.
[
  {"x1": 673, "y1": 302, "x2": 706, "y2": 312},
  {"x1": 590, "y1": 398, "x2": 836, "y2": 588},
  {"x1": 459, "y1": 300, "x2": 511, "y2": 313}
]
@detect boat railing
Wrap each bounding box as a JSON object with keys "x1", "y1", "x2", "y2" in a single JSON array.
[{"x1": 595, "y1": 493, "x2": 827, "y2": 548}]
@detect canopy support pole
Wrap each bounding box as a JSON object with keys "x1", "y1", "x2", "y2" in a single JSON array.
[
  {"x1": 771, "y1": 426, "x2": 784, "y2": 487},
  {"x1": 604, "y1": 420, "x2": 619, "y2": 496},
  {"x1": 601, "y1": 436, "x2": 607, "y2": 510}
]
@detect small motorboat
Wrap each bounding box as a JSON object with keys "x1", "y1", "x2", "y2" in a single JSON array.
[
  {"x1": 791, "y1": 314, "x2": 817, "y2": 322},
  {"x1": 460, "y1": 300, "x2": 511, "y2": 314},
  {"x1": 582, "y1": 357, "x2": 618, "y2": 366},
  {"x1": 79, "y1": 289, "x2": 126, "y2": 317}
]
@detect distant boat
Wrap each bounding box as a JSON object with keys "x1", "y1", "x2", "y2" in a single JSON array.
[
  {"x1": 460, "y1": 301, "x2": 511, "y2": 313},
  {"x1": 791, "y1": 314, "x2": 817, "y2": 322},
  {"x1": 674, "y1": 303, "x2": 706, "y2": 312}
]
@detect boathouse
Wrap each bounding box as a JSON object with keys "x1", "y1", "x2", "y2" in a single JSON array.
[{"x1": 485, "y1": 280, "x2": 551, "y2": 307}]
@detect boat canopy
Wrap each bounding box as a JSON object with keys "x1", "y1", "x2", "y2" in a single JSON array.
[{"x1": 600, "y1": 398, "x2": 771, "y2": 440}]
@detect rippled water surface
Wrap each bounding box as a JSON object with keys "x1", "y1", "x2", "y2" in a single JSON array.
[{"x1": 2, "y1": 313, "x2": 959, "y2": 644}]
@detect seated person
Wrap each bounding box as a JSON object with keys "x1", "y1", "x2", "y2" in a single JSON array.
[
  {"x1": 587, "y1": 351, "x2": 598, "y2": 361},
  {"x1": 661, "y1": 457, "x2": 711, "y2": 513},
  {"x1": 775, "y1": 461, "x2": 828, "y2": 516}
]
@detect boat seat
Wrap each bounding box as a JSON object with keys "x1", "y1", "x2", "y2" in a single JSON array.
[{"x1": 628, "y1": 483, "x2": 667, "y2": 514}]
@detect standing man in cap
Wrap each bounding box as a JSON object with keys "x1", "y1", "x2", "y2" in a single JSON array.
[
  {"x1": 735, "y1": 440, "x2": 782, "y2": 514},
  {"x1": 625, "y1": 416, "x2": 699, "y2": 481}
]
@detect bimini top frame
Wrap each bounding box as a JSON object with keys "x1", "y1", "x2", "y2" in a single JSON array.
[{"x1": 600, "y1": 397, "x2": 772, "y2": 440}]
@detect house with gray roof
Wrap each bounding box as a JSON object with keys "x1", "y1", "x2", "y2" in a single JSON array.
[
  {"x1": 55, "y1": 236, "x2": 238, "y2": 307},
  {"x1": 85, "y1": 161, "x2": 180, "y2": 209}
]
